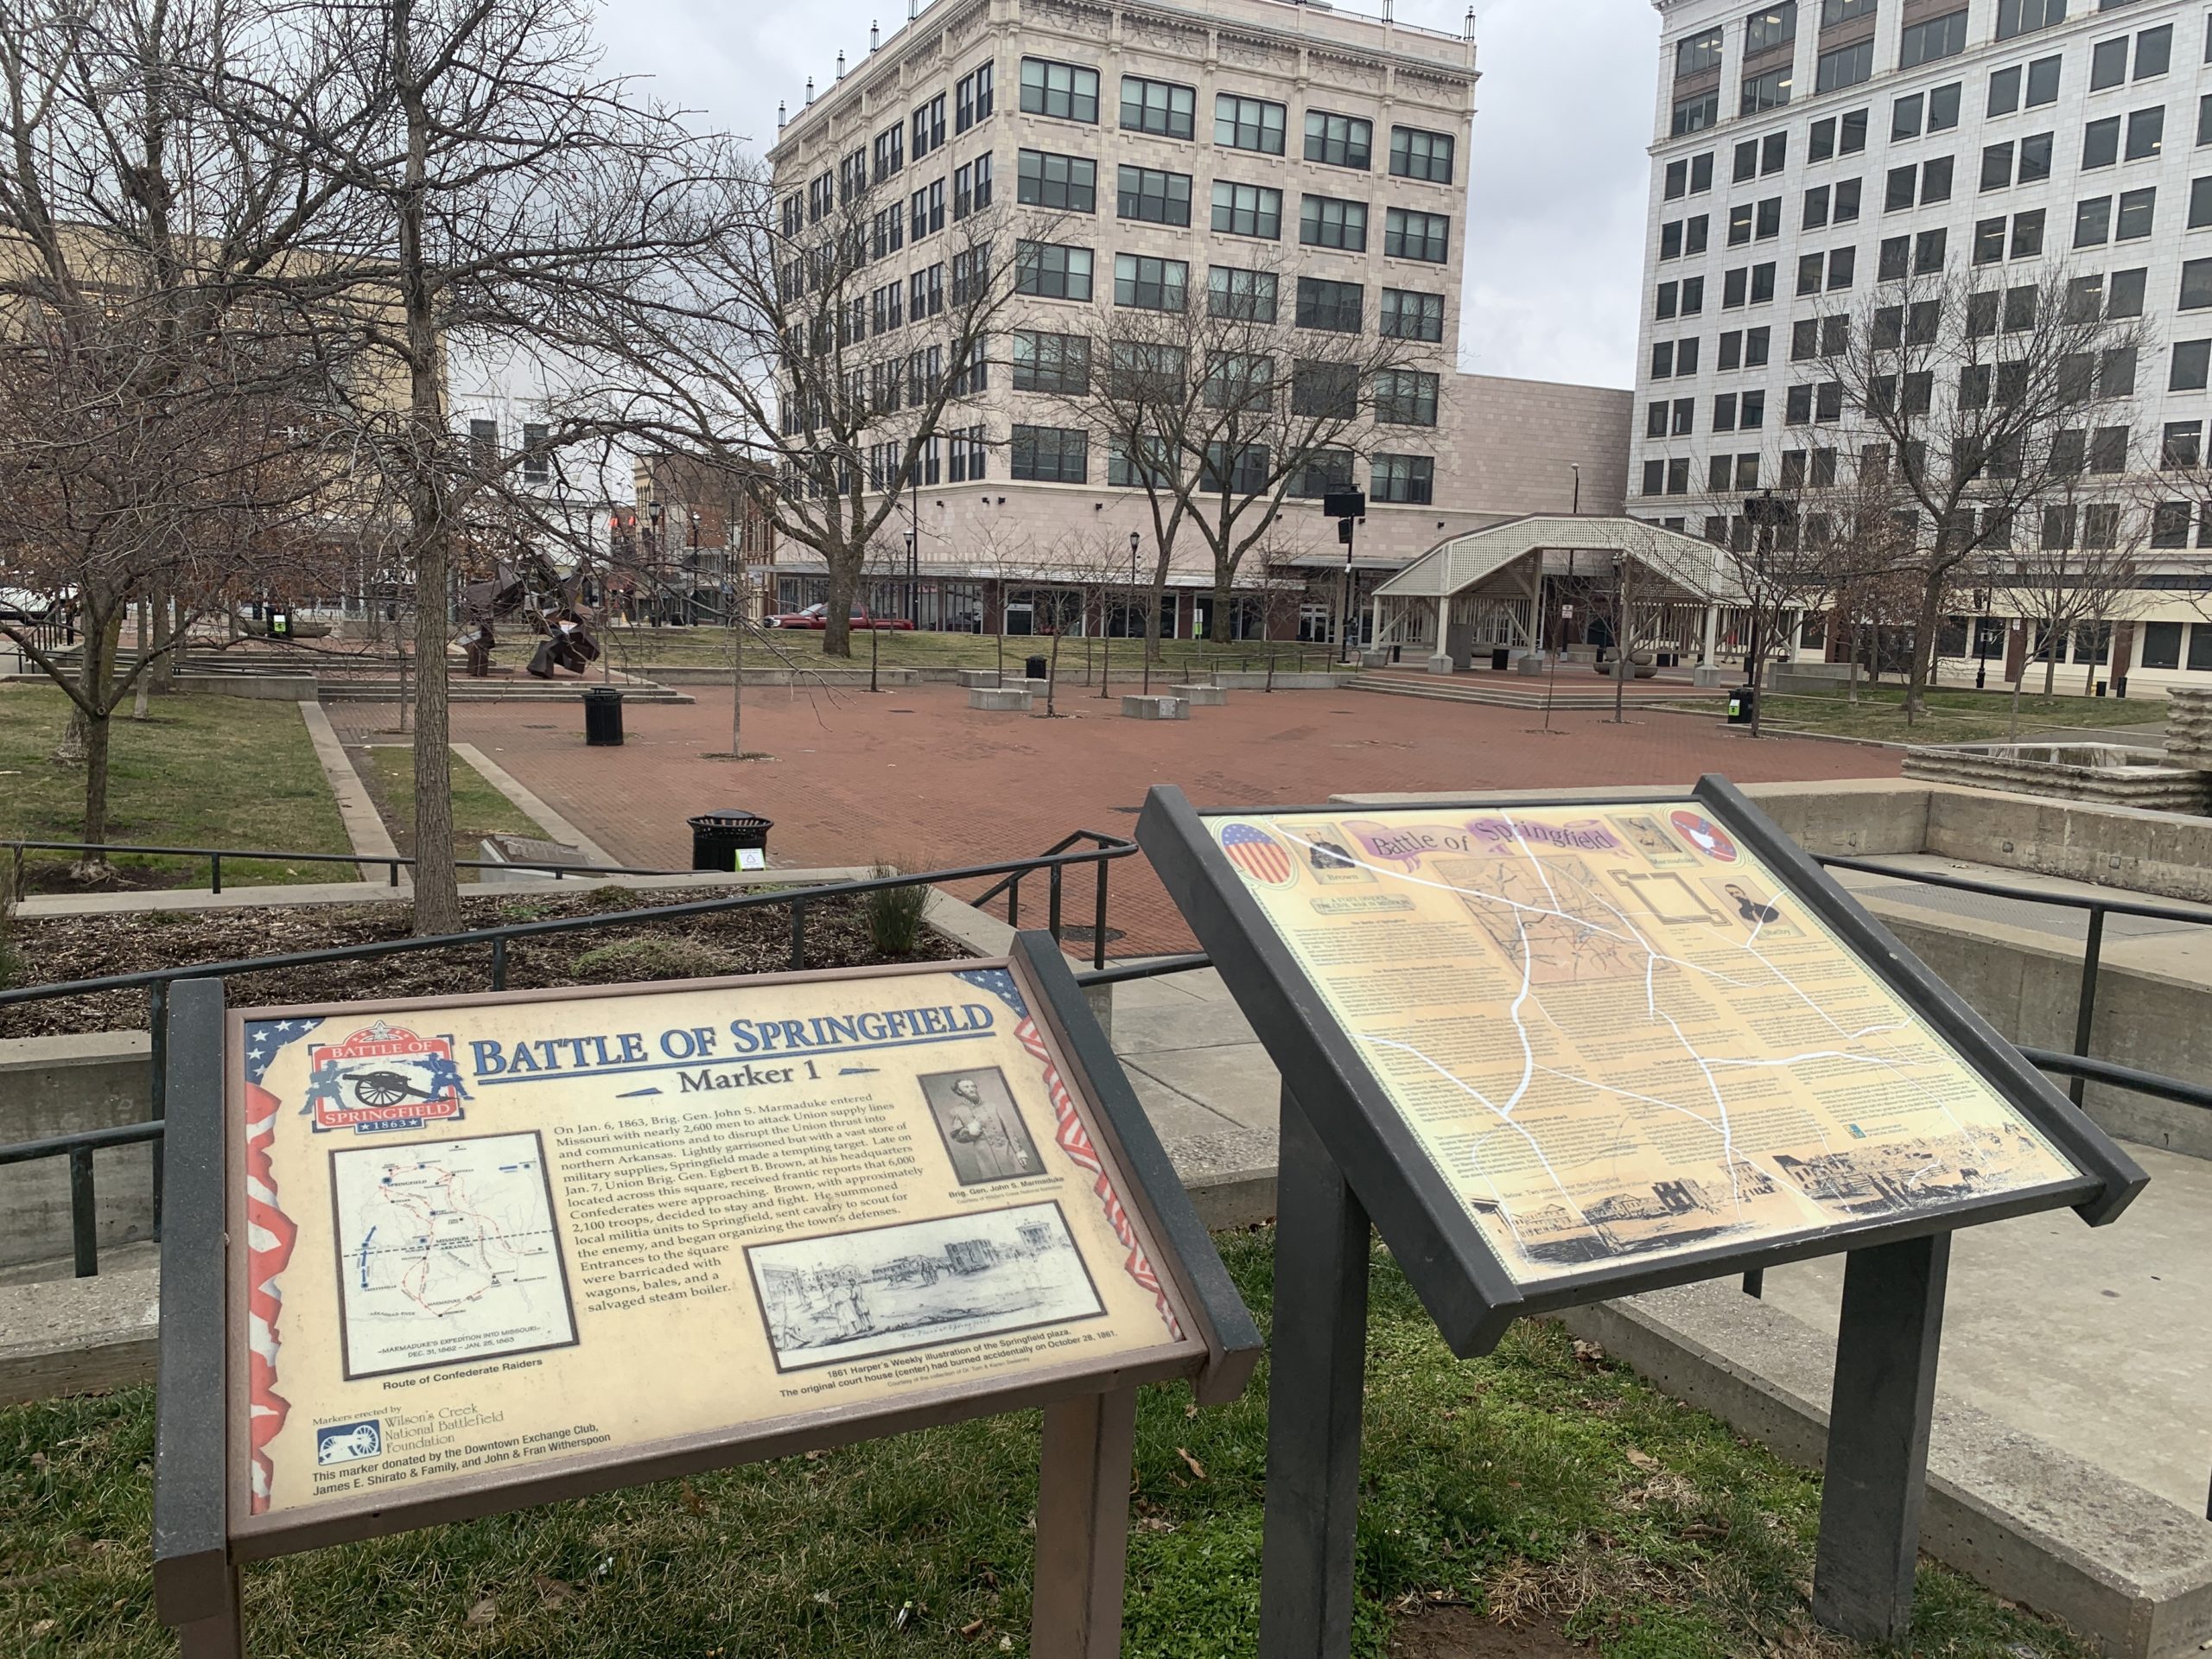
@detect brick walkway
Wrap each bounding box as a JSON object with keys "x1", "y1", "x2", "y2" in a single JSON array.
[{"x1": 332, "y1": 685, "x2": 1899, "y2": 957}]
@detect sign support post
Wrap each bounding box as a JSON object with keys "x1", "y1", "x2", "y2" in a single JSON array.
[
  {"x1": 153, "y1": 976, "x2": 245, "y2": 1659},
  {"x1": 1033, "y1": 1383, "x2": 1141, "y2": 1655},
  {"x1": 1257, "y1": 1089, "x2": 1371, "y2": 1659},
  {"x1": 1811, "y1": 1234, "x2": 1952, "y2": 1640}
]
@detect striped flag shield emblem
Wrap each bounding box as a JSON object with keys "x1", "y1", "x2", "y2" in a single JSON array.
[{"x1": 1219, "y1": 822, "x2": 1294, "y2": 887}]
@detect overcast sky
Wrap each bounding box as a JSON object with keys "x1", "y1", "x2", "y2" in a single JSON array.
[{"x1": 592, "y1": 0, "x2": 1661, "y2": 390}]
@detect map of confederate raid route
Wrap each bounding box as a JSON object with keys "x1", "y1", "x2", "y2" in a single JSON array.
[
  {"x1": 331, "y1": 1131, "x2": 578, "y2": 1378},
  {"x1": 1210, "y1": 804, "x2": 2085, "y2": 1284}
]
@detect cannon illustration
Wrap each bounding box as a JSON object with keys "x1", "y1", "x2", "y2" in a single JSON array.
[{"x1": 347, "y1": 1069, "x2": 442, "y2": 1109}]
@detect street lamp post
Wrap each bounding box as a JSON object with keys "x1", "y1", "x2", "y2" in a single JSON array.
[
  {"x1": 1130, "y1": 531, "x2": 1145, "y2": 694},
  {"x1": 905, "y1": 528, "x2": 918, "y2": 630}
]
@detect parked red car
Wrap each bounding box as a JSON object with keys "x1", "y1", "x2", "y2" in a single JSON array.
[{"x1": 766, "y1": 603, "x2": 916, "y2": 630}]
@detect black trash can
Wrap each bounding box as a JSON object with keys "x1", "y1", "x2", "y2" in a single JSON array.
[
  {"x1": 1491, "y1": 647, "x2": 1511, "y2": 671},
  {"x1": 690, "y1": 810, "x2": 773, "y2": 872},
  {"x1": 1026, "y1": 654, "x2": 1049, "y2": 681},
  {"x1": 1727, "y1": 686, "x2": 1758, "y2": 725},
  {"x1": 582, "y1": 685, "x2": 625, "y2": 747}
]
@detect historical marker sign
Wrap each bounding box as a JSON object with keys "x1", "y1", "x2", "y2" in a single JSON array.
[
  {"x1": 1138, "y1": 777, "x2": 2144, "y2": 1656},
  {"x1": 156, "y1": 936, "x2": 1258, "y2": 1656},
  {"x1": 1201, "y1": 798, "x2": 2085, "y2": 1287}
]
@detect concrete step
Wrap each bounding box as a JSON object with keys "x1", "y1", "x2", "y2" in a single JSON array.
[
  {"x1": 1349, "y1": 673, "x2": 1695, "y2": 712},
  {"x1": 319, "y1": 681, "x2": 693, "y2": 705}
]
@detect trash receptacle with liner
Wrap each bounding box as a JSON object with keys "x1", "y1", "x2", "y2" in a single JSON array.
[
  {"x1": 1026, "y1": 654, "x2": 1049, "y2": 681},
  {"x1": 690, "y1": 810, "x2": 773, "y2": 872},
  {"x1": 582, "y1": 685, "x2": 625, "y2": 747}
]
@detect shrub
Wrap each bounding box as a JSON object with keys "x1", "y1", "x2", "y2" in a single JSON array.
[
  {"x1": 864, "y1": 866, "x2": 931, "y2": 959},
  {"x1": 571, "y1": 935, "x2": 739, "y2": 983}
]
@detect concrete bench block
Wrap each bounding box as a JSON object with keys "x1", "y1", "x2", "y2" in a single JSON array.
[
  {"x1": 1170, "y1": 683, "x2": 1227, "y2": 705},
  {"x1": 956, "y1": 668, "x2": 1001, "y2": 689},
  {"x1": 968, "y1": 687, "x2": 1033, "y2": 711},
  {"x1": 1693, "y1": 663, "x2": 1732, "y2": 687},
  {"x1": 1515, "y1": 653, "x2": 1550, "y2": 676},
  {"x1": 1121, "y1": 695, "x2": 1189, "y2": 721},
  {"x1": 878, "y1": 668, "x2": 919, "y2": 687},
  {"x1": 1426, "y1": 653, "x2": 1457, "y2": 676}
]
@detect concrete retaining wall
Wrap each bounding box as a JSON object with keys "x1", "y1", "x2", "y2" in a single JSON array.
[
  {"x1": 1902, "y1": 747, "x2": 2210, "y2": 813},
  {"x1": 1926, "y1": 788, "x2": 2212, "y2": 906},
  {"x1": 0, "y1": 1034, "x2": 156, "y2": 1269},
  {"x1": 2166, "y1": 688, "x2": 2212, "y2": 768}
]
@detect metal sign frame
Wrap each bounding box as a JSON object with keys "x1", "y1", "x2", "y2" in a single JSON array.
[{"x1": 153, "y1": 931, "x2": 1259, "y2": 1658}]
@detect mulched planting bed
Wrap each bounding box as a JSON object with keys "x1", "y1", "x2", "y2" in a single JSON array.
[{"x1": 1, "y1": 887, "x2": 967, "y2": 1039}]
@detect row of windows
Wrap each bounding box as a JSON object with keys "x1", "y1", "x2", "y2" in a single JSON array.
[
  {"x1": 1007, "y1": 241, "x2": 1445, "y2": 342},
  {"x1": 1002, "y1": 333, "x2": 1434, "y2": 412},
  {"x1": 1007, "y1": 149, "x2": 1452, "y2": 259},
  {"x1": 1669, "y1": 11, "x2": 2185, "y2": 139},
  {"x1": 1014, "y1": 56, "x2": 1457, "y2": 181},
  {"x1": 1001, "y1": 426, "x2": 1439, "y2": 496}
]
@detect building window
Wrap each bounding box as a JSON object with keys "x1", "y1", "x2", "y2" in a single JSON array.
[
  {"x1": 1287, "y1": 448, "x2": 1357, "y2": 499},
  {"x1": 1899, "y1": 10, "x2": 1967, "y2": 69},
  {"x1": 1011, "y1": 330, "x2": 1090, "y2": 395},
  {"x1": 1742, "y1": 68, "x2": 1792, "y2": 116},
  {"x1": 1996, "y1": 0, "x2": 2064, "y2": 41},
  {"x1": 520, "y1": 423, "x2": 548, "y2": 482},
  {"x1": 2164, "y1": 420, "x2": 2204, "y2": 467},
  {"x1": 1746, "y1": 3, "x2": 1796, "y2": 54},
  {"x1": 952, "y1": 154, "x2": 994, "y2": 219},
  {"x1": 1305, "y1": 111, "x2": 1372, "y2": 170},
  {"x1": 1114, "y1": 252, "x2": 1188, "y2": 311},
  {"x1": 1200, "y1": 442, "x2": 1270, "y2": 495},
  {"x1": 1676, "y1": 26, "x2": 1723, "y2": 79},
  {"x1": 1374, "y1": 369, "x2": 1440, "y2": 427},
  {"x1": 1389, "y1": 126, "x2": 1455, "y2": 183},
  {"x1": 1379, "y1": 289, "x2": 1445, "y2": 341},
  {"x1": 1014, "y1": 240, "x2": 1093, "y2": 301},
  {"x1": 1673, "y1": 88, "x2": 1721, "y2": 135},
  {"x1": 2117, "y1": 185, "x2": 2156, "y2": 238},
  {"x1": 956, "y1": 62, "x2": 995, "y2": 133},
  {"x1": 1117, "y1": 164, "x2": 1192, "y2": 226},
  {"x1": 1017, "y1": 149, "x2": 1096, "y2": 213},
  {"x1": 1215, "y1": 92, "x2": 1287, "y2": 154},
  {"x1": 1120, "y1": 74, "x2": 1194, "y2": 139},
  {"x1": 1010, "y1": 425, "x2": 1088, "y2": 483},
  {"x1": 1821, "y1": 0, "x2": 1876, "y2": 22},
  {"x1": 1816, "y1": 41, "x2": 1874, "y2": 95},
  {"x1": 874, "y1": 123, "x2": 906, "y2": 184},
  {"x1": 2127, "y1": 106, "x2": 2165, "y2": 161},
  {"x1": 1370, "y1": 454, "x2": 1434, "y2": 505},
  {"x1": 1019, "y1": 58, "x2": 1099, "y2": 123},
  {"x1": 1109, "y1": 435, "x2": 1173, "y2": 490},
  {"x1": 1295, "y1": 275, "x2": 1364, "y2": 333},
  {"x1": 1292, "y1": 359, "x2": 1359, "y2": 419},
  {"x1": 1300, "y1": 194, "x2": 1368, "y2": 251},
  {"x1": 1211, "y1": 181, "x2": 1282, "y2": 239},
  {"x1": 1209, "y1": 265, "x2": 1279, "y2": 322},
  {"x1": 1383, "y1": 207, "x2": 1450, "y2": 264}
]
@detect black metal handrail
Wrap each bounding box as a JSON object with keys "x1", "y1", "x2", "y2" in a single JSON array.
[
  {"x1": 3, "y1": 836, "x2": 684, "y2": 893},
  {"x1": 1814, "y1": 853, "x2": 2212, "y2": 1108}
]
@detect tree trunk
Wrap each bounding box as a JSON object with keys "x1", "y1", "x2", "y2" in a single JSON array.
[
  {"x1": 73, "y1": 709, "x2": 113, "y2": 880},
  {"x1": 1903, "y1": 572, "x2": 1946, "y2": 724},
  {"x1": 399, "y1": 22, "x2": 461, "y2": 938},
  {"x1": 822, "y1": 555, "x2": 857, "y2": 659},
  {"x1": 131, "y1": 601, "x2": 152, "y2": 720},
  {"x1": 68, "y1": 607, "x2": 123, "y2": 878},
  {"x1": 1207, "y1": 566, "x2": 1234, "y2": 644},
  {"x1": 2044, "y1": 645, "x2": 2057, "y2": 698}
]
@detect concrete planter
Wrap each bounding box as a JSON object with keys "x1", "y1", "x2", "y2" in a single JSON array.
[
  {"x1": 1122, "y1": 695, "x2": 1189, "y2": 720},
  {"x1": 1172, "y1": 683, "x2": 1228, "y2": 706},
  {"x1": 968, "y1": 686, "x2": 1032, "y2": 711}
]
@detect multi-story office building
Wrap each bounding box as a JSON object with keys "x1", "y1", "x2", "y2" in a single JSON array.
[
  {"x1": 1634, "y1": 0, "x2": 2212, "y2": 690},
  {"x1": 766, "y1": 0, "x2": 1628, "y2": 642}
]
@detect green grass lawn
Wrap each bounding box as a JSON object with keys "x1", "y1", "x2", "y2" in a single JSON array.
[
  {"x1": 544, "y1": 626, "x2": 1338, "y2": 679},
  {"x1": 0, "y1": 1233, "x2": 2084, "y2": 1657},
  {"x1": 0, "y1": 686, "x2": 349, "y2": 888},
  {"x1": 1663, "y1": 683, "x2": 2169, "y2": 746},
  {"x1": 354, "y1": 744, "x2": 541, "y2": 861}
]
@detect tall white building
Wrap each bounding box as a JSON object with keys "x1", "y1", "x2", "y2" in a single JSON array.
[
  {"x1": 1634, "y1": 0, "x2": 2212, "y2": 691},
  {"x1": 766, "y1": 0, "x2": 1632, "y2": 643}
]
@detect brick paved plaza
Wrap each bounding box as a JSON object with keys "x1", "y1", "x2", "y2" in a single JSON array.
[{"x1": 340, "y1": 686, "x2": 1898, "y2": 956}]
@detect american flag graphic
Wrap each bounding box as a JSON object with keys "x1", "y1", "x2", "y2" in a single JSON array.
[
  {"x1": 1220, "y1": 823, "x2": 1294, "y2": 887},
  {"x1": 240, "y1": 1017, "x2": 321, "y2": 1514}
]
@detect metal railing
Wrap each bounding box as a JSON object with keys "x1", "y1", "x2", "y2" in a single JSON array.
[
  {"x1": 0, "y1": 830, "x2": 1137, "y2": 1276},
  {"x1": 3, "y1": 837, "x2": 694, "y2": 894}
]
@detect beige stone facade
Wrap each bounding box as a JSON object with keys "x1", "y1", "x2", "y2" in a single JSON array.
[{"x1": 766, "y1": 0, "x2": 1632, "y2": 639}]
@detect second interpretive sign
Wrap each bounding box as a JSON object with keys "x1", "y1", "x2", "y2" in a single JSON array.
[
  {"x1": 1204, "y1": 797, "x2": 2082, "y2": 1283},
  {"x1": 226, "y1": 959, "x2": 1208, "y2": 1537}
]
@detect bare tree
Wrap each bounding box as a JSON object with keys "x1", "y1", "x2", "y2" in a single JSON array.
[
  {"x1": 578, "y1": 143, "x2": 1024, "y2": 666},
  {"x1": 227, "y1": 0, "x2": 745, "y2": 933},
  {"x1": 1044, "y1": 255, "x2": 1435, "y2": 644},
  {"x1": 1993, "y1": 478, "x2": 2155, "y2": 700},
  {"x1": 1819, "y1": 264, "x2": 2148, "y2": 721},
  {"x1": 0, "y1": 0, "x2": 354, "y2": 876}
]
